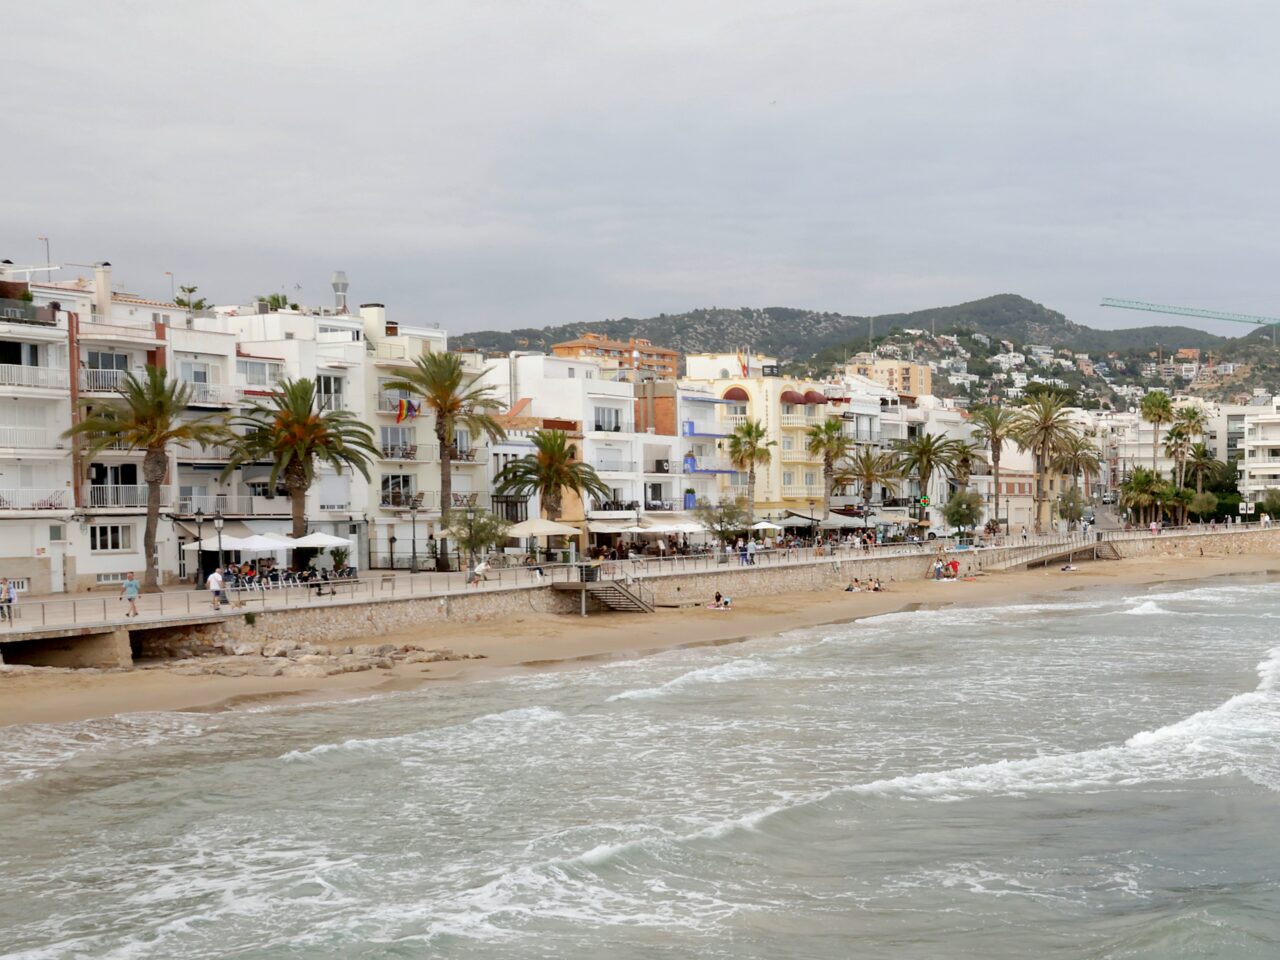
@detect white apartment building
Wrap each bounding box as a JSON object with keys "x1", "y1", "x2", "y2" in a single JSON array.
[{"x1": 1238, "y1": 400, "x2": 1280, "y2": 500}]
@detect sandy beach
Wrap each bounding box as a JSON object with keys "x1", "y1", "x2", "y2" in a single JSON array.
[{"x1": 2, "y1": 553, "x2": 1274, "y2": 728}]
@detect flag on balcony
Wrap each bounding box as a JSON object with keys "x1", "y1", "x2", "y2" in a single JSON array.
[{"x1": 395, "y1": 400, "x2": 419, "y2": 423}]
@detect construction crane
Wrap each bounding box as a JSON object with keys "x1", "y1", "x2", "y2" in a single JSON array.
[{"x1": 1100, "y1": 298, "x2": 1280, "y2": 346}]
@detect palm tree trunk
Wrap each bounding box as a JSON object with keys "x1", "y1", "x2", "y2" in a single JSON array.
[
  {"x1": 141, "y1": 447, "x2": 168, "y2": 593},
  {"x1": 745, "y1": 467, "x2": 756, "y2": 526},
  {"x1": 1152, "y1": 431, "x2": 1159, "y2": 473},
  {"x1": 821, "y1": 460, "x2": 833, "y2": 519},
  {"x1": 437, "y1": 418, "x2": 453, "y2": 572},
  {"x1": 992, "y1": 448, "x2": 1002, "y2": 531}
]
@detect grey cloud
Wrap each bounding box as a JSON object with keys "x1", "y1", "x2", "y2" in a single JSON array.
[{"x1": 5, "y1": 0, "x2": 1279, "y2": 337}]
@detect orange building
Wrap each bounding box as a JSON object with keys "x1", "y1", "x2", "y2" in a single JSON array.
[{"x1": 550, "y1": 332, "x2": 679, "y2": 380}]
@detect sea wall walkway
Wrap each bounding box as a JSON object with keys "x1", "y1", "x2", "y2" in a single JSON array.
[{"x1": 2, "y1": 524, "x2": 1276, "y2": 668}]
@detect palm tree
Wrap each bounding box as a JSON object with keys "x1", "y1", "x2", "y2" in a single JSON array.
[
  {"x1": 892, "y1": 432, "x2": 958, "y2": 524},
  {"x1": 948, "y1": 439, "x2": 983, "y2": 491},
  {"x1": 384, "y1": 352, "x2": 506, "y2": 570},
  {"x1": 225, "y1": 379, "x2": 378, "y2": 561},
  {"x1": 65, "y1": 366, "x2": 228, "y2": 591},
  {"x1": 805, "y1": 419, "x2": 855, "y2": 518},
  {"x1": 1012, "y1": 394, "x2": 1079, "y2": 533},
  {"x1": 726, "y1": 419, "x2": 774, "y2": 526},
  {"x1": 837, "y1": 447, "x2": 901, "y2": 510},
  {"x1": 495, "y1": 429, "x2": 611, "y2": 520},
  {"x1": 1163, "y1": 424, "x2": 1192, "y2": 488},
  {"x1": 1185, "y1": 442, "x2": 1224, "y2": 495},
  {"x1": 1120, "y1": 466, "x2": 1161, "y2": 524},
  {"x1": 968, "y1": 405, "x2": 1017, "y2": 530},
  {"x1": 1140, "y1": 391, "x2": 1174, "y2": 472},
  {"x1": 1171, "y1": 406, "x2": 1208, "y2": 486},
  {"x1": 1051, "y1": 433, "x2": 1103, "y2": 494}
]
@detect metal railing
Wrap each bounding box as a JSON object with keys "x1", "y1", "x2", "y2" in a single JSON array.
[
  {"x1": 0, "y1": 488, "x2": 68, "y2": 510},
  {"x1": 79, "y1": 369, "x2": 128, "y2": 392},
  {"x1": 380, "y1": 442, "x2": 440, "y2": 461},
  {"x1": 593, "y1": 459, "x2": 635, "y2": 472},
  {"x1": 374, "y1": 342, "x2": 407, "y2": 361},
  {"x1": 0, "y1": 425, "x2": 60, "y2": 448},
  {"x1": 317, "y1": 393, "x2": 347, "y2": 411},
  {"x1": 0, "y1": 364, "x2": 68, "y2": 389},
  {"x1": 3, "y1": 524, "x2": 1277, "y2": 636},
  {"x1": 86, "y1": 485, "x2": 171, "y2": 508},
  {"x1": 173, "y1": 494, "x2": 289, "y2": 516},
  {"x1": 181, "y1": 381, "x2": 237, "y2": 405}
]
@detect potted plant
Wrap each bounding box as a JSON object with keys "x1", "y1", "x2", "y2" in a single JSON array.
[{"x1": 683, "y1": 487, "x2": 696, "y2": 510}]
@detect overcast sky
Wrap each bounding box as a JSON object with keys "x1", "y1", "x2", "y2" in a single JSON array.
[{"x1": 6, "y1": 1, "x2": 1278, "y2": 337}]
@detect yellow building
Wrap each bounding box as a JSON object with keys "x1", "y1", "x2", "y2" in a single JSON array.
[
  {"x1": 845, "y1": 354, "x2": 932, "y2": 397},
  {"x1": 683, "y1": 353, "x2": 843, "y2": 518}
]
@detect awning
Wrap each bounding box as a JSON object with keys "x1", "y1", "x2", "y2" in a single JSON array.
[
  {"x1": 587, "y1": 519, "x2": 636, "y2": 533},
  {"x1": 780, "y1": 389, "x2": 805, "y2": 404},
  {"x1": 803, "y1": 390, "x2": 828, "y2": 404},
  {"x1": 722, "y1": 387, "x2": 749, "y2": 401}
]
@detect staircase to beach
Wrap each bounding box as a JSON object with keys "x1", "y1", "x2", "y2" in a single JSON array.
[{"x1": 553, "y1": 578, "x2": 655, "y2": 613}]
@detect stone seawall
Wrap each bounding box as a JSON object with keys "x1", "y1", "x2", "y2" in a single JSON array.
[{"x1": 1108, "y1": 528, "x2": 1280, "y2": 560}]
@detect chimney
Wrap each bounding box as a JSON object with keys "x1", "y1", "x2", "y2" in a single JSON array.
[
  {"x1": 331, "y1": 270, "x2": 349, "y2": 313},
  {"x1": 93, "y1": 261, "x2": 113, "y2": 318}
]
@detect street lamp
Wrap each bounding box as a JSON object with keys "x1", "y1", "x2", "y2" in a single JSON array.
[
  {"x1": 214, "y1": 509, "x2": 225, "y2": 573},
  {"x1": 194, "y1": 507, "x2": 205, "y2": 582},
  {"x1": 409, "y1": 501, "x2": 419, "y2": 573}
]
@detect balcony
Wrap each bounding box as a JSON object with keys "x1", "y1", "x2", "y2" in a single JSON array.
[
  {"x1": 593, "y1": 458, "x2": 635, "y2": 473},
  {"x1": 0, "y1": 364, "x2": 69, "y2": 390},
  {"x1": 0, "y1": 298, "x2": 59, "y2": 326},
  {"x1": 782, "y1": 485, "x2": 824, "y2": 499},
  {"x1": 172, "y1": 495, "x2": 290, "y2": 516},
  {"x1": 781, "y1": 413, "x2": 808, "y2": 427},
  {"x1": 181, "y1": 381, "x2": 237, "y2": 406},
  {"x1": 448, "y1": 446, "x2": 482, "y2": 464},
  {"x1": 378, "y1": 394, "x2": 416, "y2": 414},
  {"x1": 681, "y1": 455, "x2": 734, "y2": 473},
  {"x1": 379, "y1": 489, "x2": 445, "y2": 511},
  {"x1": 178, "y1": 441, "x2": 238, "y2": 461},
  {"x1": 0, "y1": 488, "x2": 68, "y2": 510},
  {"x1": 79, "y1": 368, "x2": 128, "y2": 393},
  {"x1": 86, "y1": 485, "x2": 172, "y2": 509},
  {"x1": 588, "y1": 420, "x2": 634, "y2": 434},
  {"x1": 681, "y1": 420, "x2": 729, "y2": 438},
  {"x1": 373, "y1": 342, "x2": 409, "y2": 364},
  {"x1": 77, "y1": 318, "x2": 162, "y2": 344},
  {"x1": 781, "y1": 448, "x2": 819, "y2": 462},
  {"x1": 644, "y1": 459, "x2": 681, "y2": 474},
  {"x1": 380, "y1": 441, "x2": 439, "y2": 461},
  {"x1": 0, "y1": 425, "x2": 61, "y2": 449},
  {"x1": 724, "y1": 414, "x2": 748, "y2": 427}
]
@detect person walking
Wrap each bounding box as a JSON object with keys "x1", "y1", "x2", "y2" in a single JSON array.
[
  {"x1": 746, "y1": 538, "x2": 758, "y2": 566},
  {"x1": 119, "y1": 571, "x2": 141, "y2": 618},
  {"x1": 206, "y1": 566, "x2": 225, "y2": 610}
]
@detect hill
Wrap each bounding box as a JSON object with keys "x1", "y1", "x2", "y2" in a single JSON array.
[{"x1": 451, "y1": 294, "x2": 1228, "y2": 362}]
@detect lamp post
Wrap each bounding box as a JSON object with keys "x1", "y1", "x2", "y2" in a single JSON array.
[
  {"x1": 409, "y1": 502, "x2": 419, "y2": 574},
  {"x1": 194, "y1": 508, "x2": 205, "y2": 582},
  {"x1": 214, "y1": 509, "x2": 225, "y2": 573}
]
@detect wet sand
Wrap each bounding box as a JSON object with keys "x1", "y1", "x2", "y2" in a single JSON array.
[{"x1": 1, "y1": 553, "x2": 1273, "y2": 727}]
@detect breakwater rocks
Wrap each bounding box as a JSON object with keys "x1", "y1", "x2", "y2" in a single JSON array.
[{"x1": 152, "y1": 641, "x2": 486, "y2": 678}]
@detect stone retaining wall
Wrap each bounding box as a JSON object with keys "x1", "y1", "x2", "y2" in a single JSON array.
[{"x1": 1108, "y1": 528, "x2": 1280, "y2": 560}]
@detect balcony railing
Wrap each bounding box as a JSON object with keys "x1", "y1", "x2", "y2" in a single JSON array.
[
  {"x1": 0, "y1": 364, "x2": 69, "y2": 389},
  {"x1": 379, "y1": 489, "x2": 444, "y2": 510},
  {"x1": 78, "y1": 318, "x2": 159, "y2": 339},
  {"x1": 380, "y1": 442, "x2": 439, "y2": 461},
  {"x1": 724, "y1": 414, "x2": 748, "y2": 427},
  {"x1": 86, "y1": 485, "x2": 172, "y2": 508},
  {"x1": 588, "y1": 420, "x2": 634, "y2": 434},
  {"x1": 374, "y1": 342, "x2": 407, "y2": 361},
  {"x1": 681, "y1": 420, "x2": 729, "y2": 437},
  {"x1": 449, "y1": 446, "x2": 480, "y2": 463},
  {"x1": 172, "y1": 495, "x2": 289, "y2": 516},
  {"x1": 593, "y1": 459, "x2": 634, "y2": 472},
  {"x1": 0, "y1": 298, "x2": 58, "y2": 326},
  {"x1": 178, "y1": 441, "x2": 237, "y2": 460},
  {"x1": 782, "y1": 485, "x2": 824, "y2": 499},
  {"x1": 0, "y1": 426, "x2": 60, "y2": 448},
  {"x1": 781, "y1": 414, "x2": 809, "y2": 427},
  {"x1": 79, "y1": 369, "x2": 128, "y2": 392},
  {"x1": 181, "y1": 381, "x2": 237, "y2": 405},
  {"x1": 378, "y1": 394, "x2": 412, "y2": 413},
  {"x1": 781, "y1": 448, "x2": 819, "y2": 462},
  {"x1": 0, "y1": 488, "x2": 68, "y2": 510},
  {"x1": 681, "y1": 456, "x2": 733, "y2": 473}
]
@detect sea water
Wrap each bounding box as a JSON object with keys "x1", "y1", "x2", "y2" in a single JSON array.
[{"x1": 2, "y1": 576, "x2": 1278, "y2": 958}]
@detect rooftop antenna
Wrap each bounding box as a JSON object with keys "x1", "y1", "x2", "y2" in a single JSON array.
[{"x1": 331, "y1": 270, "x2": 349, "y2": 313}]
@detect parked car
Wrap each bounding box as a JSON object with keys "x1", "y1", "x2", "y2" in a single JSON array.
[{"x1": 1101, "y1": 491, "x2": 1117, "y2": 504}]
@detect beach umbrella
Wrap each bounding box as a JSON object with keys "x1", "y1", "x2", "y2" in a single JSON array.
[
  {"x1": 235, "y1": 534, "x2": 295, "y2": 552},
  {"x1": 505, "y1": 518, "x2": 580, "y2": 537},
  {"x1": 751, "y1": 520, "x2": 783, "y2": 531},
  {"x1": 181, "y1": 536, "x2": 250, "y2": 552}
]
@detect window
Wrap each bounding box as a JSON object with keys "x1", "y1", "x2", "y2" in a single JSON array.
[
  {"x1": 804, "y1": 471, "x2": 817, "y2": 487},
  {"x1": 381, "y1": 474, "x2": 415, "y2": 505},
  {"x1": 381, "y1": 426, "x2": 414, "y2": 449},
  {"x1": 95, "y1": 572, "x2": 130, "y2": 584},
  {"x1": 782, "y1": 436, "x2": 794, "y2": 451},
  {"x1": 585, "y1": 369, "x2": 594, "y2": 379},
  {"x1": 783, "y1": 471, "x2": 795, "y2": 486},
  {"x1": 316, "y1": 375, "x2": 344, "y2": 410},
  {"x1": 782, "y1": 403, "x2": 795, "y2": 415},
  {"x1": 236, "y1": 359, "x2": 284, "y2": 386},
  {"x1": 90, "y1": 524, "x2": 133, "y2": 552},
  {"x1": 568, "y1": 367, "x2": 575, "y2": 378},
  {"x1": 48, "y1": 524, "x2": 65, "y2": 542},
  {"x1": 728, "y1": 403, "x2": 747, "y2": 418},
  {"x1": 87, "y1": 351, "x2": 128, "y2": 371},
  {"x1": 593, "y1": 407, "x2": 622, "y2": 431}
]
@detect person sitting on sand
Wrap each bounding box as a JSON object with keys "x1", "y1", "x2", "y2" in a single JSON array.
[
  {"x1": 721, "y1": 596, "x2": 732, "y2": 609},
  {"x1": 1061, "y1": 563, "x2": 1077, "y2": 572},
  {"x1": 708, "y1": 591, "x2": 724, "y2": 609},
  {"x1": 845, "y1": 578, "x2": 862, "y2": 592},
  {"x1": 871, "y1": 578, "x2": 884, "y2": 592}
]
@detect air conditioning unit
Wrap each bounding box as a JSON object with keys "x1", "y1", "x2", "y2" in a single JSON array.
[{"x1": 655, "y1": 459, "x2": 670, "y2": 473}]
